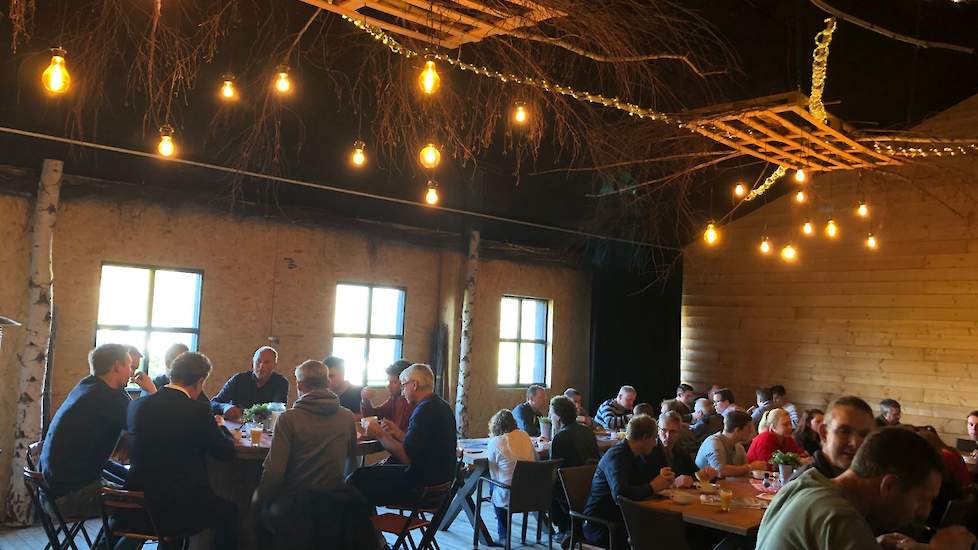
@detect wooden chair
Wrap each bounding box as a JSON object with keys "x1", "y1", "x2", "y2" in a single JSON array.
[
  {"x1": 22, "y1": 467, "x2": 98, "y2": 550},
  {"x1": 558, "y1": 463, "x2": 618, "y2": 550},
  {"x1": 371, "y1": 459, "x2": 465, "y2": 550},
  {"x1": 475, "y1": 459, "x2": 564, "y2": 550},
  {"x1": 618, "y1": 497, "x2": 690, "y2": 550},
  {"x1": 98, "y1": 487, "x2": 190, "y2": 550}
]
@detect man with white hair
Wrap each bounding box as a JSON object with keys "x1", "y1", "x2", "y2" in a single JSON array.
[
  {"x1": 350, "y1": 364, "x2": 457, "y2": 507},
  {"x1": 689, "y1": 397, "x2": 723, "y2": 446},
  {"x1": 211, "y1": 346, "x2": 290, "y2": 420},
  {"x1": 595, "y1": 386, "x2": 637, "y2": 430}
]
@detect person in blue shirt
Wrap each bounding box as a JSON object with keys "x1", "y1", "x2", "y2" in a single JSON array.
[
  {"x1": 40, "y1": 343, "x2": 156, "y2": 518},
  {"x1": 512, "y1": 385, "x2": 548, "y2": 437},
  {"x1": 350, "y1": 364, "x2": 456, "y2": 507},
  {"x1": 211, "y1": 346, "x2": 289, "y2": 419}
]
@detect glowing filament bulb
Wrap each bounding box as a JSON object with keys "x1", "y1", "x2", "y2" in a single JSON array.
[
  {"x1": 418, "y1": 60, "x2": 441, "y2": 95},
  {"x1": 794, "y1": 169, "x2": 807, "y2": 184},
  {"x1": 866, "y1": 233, "x2": 878, "y2": 249},
  {"x1": 857, "y1": 202, "x2": 869, "y2": 218},
  {"x1": 350, "y1": 140, "x2": 366, "y2": 167},
  {"x1": 274, "y1": 67, "x2": 291, "y2": 94},
  {"x1": 802, "y1": 220, "x2": 814, "y2": 235},
  {"x1": 781, "y1": 244, "x2": 798, "y2": 262},
  {"x1": 419, "y1": 143, "x2": 441, "y2": 169},
  {"x1": 513, "y1": 103, "x2": 528, "y2": 125},
  {"x1": 825, "y1": 219, "x2": 839, "y2": 238},
  {"x1": 734, "y1": 182, "x2": 746, "y2": 198},
  {"x1": 42, "y1": 49, "x2": 71, "y2": 94},
  {"x1": 424, "y1": 181, "x2": 439, "y2": 205},
  {"x1": 157, "y1": 126, "x2": 175, "y2": 157},
  {"x1": 703, "y1": 223, "x2": 719, "y2": 246},
  {"x1": 759, "y1": 237, "x2": 772, "y2": 255},
  {"x1": 795, "y1": 190, "x2": 807, "y2": 203},
  {"x1": 220, "y1": 77, "x2": 236, "y2": 100}
]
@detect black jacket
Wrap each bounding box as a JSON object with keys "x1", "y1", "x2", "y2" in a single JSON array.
[{"x1": 126, "y1": 387, "x2": 235, "y2": 529}]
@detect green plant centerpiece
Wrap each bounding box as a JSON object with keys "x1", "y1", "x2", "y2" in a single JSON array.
[
  {"x1": 769, "y1": 451, "x2": 801, "y2": 467},
  {"x1": 242, "y1": 403, "x2": 272, "y2": 426},
  {"x1": 538, "y1": 415, "x2": 553, "y2": 439},
  {"x1": 537, "y1": 416, "x2": 551, "y2": 425}
]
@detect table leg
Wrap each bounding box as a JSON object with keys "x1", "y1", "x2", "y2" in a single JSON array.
[{"x1": 440, "y1": 463, "x2": 494, "y2": 546}]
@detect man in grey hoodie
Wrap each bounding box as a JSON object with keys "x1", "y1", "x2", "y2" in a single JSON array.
[{"x1": 253, "y1": 360, "x2": 360, "y2": 547}]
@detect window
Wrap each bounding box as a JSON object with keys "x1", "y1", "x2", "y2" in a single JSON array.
[
  {"x1": 331, "y1": 283, "x2": 406, "y2": 387},
  {"x1": 498, "y1": 295, "x2": 551, "y2": 386},
  {"x1": 95, "y1": 264, "x2": 203, "y2": 379}
]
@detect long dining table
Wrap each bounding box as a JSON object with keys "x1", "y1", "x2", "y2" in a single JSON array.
[{"x1": 639, "y1": 476, "x2": 768, "y2": 537}]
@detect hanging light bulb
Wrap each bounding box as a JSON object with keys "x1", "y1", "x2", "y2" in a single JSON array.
[
  {"x1": 220, "y1": 75, "x2": 237, "y2": 100},
  {"x1": 350, "y1": 140, "x2": 366, "y2": 167},
  {"x1": 794, "y1": 169, "x2": 807, "y2": 184},
  {"x1": 802, "y1": 220, "x2": 814, "y2": 236},
  {"x1": 857, "y1": 202, "x2": 869, "y2": 218},
  {"x1": 733, "y1": 182, "x2": 747, "y2": 198},
  {"x1": 157, "y1": 125, "x2": 176, "y2": 158},
  {"x1": 419, "y1": 142, "x2": 441, "y2": 169},
  {"x1": 512, "y1": 102, "x2": 529, "y2": 125},
  {"x1": 865, "y1": 233, "x2": 878, "y2": 249},
  {"x1": 418, "y1": 60, "x2": 441, "y2": 95},
  {"x1": 703, "y1": 223, "x2": 719, "y2": 246},
  {"x1": 41, "y1": 48, "x2": 71, "y2": 94},
  {"x1": 424, "y1": 180, "x2": 440, "y2": 205},
  {"x1": 795, "y1": 190, "x2": 807, "y2": 203},
  {"x1": 780, "y1": 244, "x2": 798, "y2": 262},
  {"x1": 825, "y1": 219, "x2": 839, "y2": 238},
  {"x1": 759, "y1": 236, "x2": 772, "y2": 255},
  {"x1": 274, "y1": 66, "x2": 291, "y2": 94}
]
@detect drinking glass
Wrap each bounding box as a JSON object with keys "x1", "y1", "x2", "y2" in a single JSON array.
[
  {"x1": 718, "y1": 488, "x2": 733, "y2": 512},
  {"x1": 250, "y1": 426, "x2": 264, "y2": 446}
]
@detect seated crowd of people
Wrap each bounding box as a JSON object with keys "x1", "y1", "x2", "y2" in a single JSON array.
[
  {"x1": 39, "y1": 342, "x2": 456, "y2": 549},
  {"x1": 36, "y1": 343, "x2": 978, "y2": 550}
]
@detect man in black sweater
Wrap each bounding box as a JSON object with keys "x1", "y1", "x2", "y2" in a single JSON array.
[
  {"x1": 549, "y1": 395, "x2": 599, "y2": 539},
  {"x1": 513, "y1": 385, "x2": 548, "y2": 437},
  {"x1": 40, "y1": 344, "x2": 156, "y2": 518},
  {"x1": 582, "y1": 415, "x2": 676, "y2": 549},
  {"x1": 124, "y1": 352, "x2": 238, "y2": 549},
  {"x1": 211, "y1": 346, "x2": 289, "y2": 419}
]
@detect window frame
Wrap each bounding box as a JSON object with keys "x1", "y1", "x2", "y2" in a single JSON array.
[
  {"x1": 94, "y1": 262, "x2": 204, "y2": 375},
  {"x1": 497, "y1": 294, "x2": 553, "y2": 388},
  {"x1": 331, "y1": 282, "x2": 407, "y2": 387}
]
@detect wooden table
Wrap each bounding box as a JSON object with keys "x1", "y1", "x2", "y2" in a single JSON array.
[{"x1": 638, "y1": 477, "x2": 766, "y2": 537}]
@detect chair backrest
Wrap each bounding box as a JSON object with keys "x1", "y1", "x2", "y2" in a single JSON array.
[
  {"x1": 508, "y1": 459, "x2": 563, "y2": 514},
  {"x1": 415, "y1": 457, "x2": 467, "y2": 550},
  {"x1": 99, "y1": 486, "x2": 164, "y2": 543},
  {"x1": 941, "y1": 497, "x2": 976, "y2": 528},
  {"x1": 558, "y1": 463, "x2": 597, "y2": 514},
  {"x1": 956, "y1": 438, "x2": 978, "y2": 453},
  {"x1": 618, "y1": 496, "x2": 690, "y2": 550},
  {"x1": 27, "y1": 441, "x2": 43, "y2": 471}
]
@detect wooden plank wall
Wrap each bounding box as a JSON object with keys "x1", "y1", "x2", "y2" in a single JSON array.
[{"x1": 681, "y1": 101, "x2": 978, "y2": 444}]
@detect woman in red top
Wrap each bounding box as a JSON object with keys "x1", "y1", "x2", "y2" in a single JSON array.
[{"x1": 747, "y1": 408, "x2": 805, "y2": 467}]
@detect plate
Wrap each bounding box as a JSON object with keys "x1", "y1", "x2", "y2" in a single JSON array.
[{"x1": 755, "y1": 493, "x2": 773, "y2": 502}]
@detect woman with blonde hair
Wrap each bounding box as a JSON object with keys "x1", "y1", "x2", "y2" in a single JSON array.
[
  {"x1": 747, "y1": 408, "x2": 806, "y2": 467},
  {"x1": 487, "y1": 409, "x2": 537, "y2": 542}
]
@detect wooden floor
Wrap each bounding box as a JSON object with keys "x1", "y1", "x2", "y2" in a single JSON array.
[{"x1": 0, "y1": 500, "x2": 575, "y2": 550}]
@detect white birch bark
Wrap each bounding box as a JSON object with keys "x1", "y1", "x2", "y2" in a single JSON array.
[
  {"x1": 454, "y1": 230, "x2": 479, "y2": 438},
  {"x1": 4, "y1": 159, "x2": 62, "y2": 525}
]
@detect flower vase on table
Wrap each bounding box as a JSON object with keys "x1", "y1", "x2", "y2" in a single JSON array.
[
  {"x1": 538, "y1": 417, "x2": 552, "y2": 440},
  {"x1": 770, "y1": 450, "x2": 802, "y2": 484}
]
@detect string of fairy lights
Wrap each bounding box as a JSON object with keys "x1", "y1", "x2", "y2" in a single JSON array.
[{"x1": 31, "y1": 12, "x2": 978, "y2": 236}]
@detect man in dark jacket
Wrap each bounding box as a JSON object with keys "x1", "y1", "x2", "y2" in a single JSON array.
[
  {"x1": 124, "y1": 352, "x2": 237, "y2": 549},
  {"x1": 582, "y1": 415, "x2": 676, "y2": 549},
  {"x1": 211, "y1": 346, "x2": 290, "y2": 419},
  {"x1": 513, "y1": 385, "x2": 548, "y2": 437},
  {"x1": 549, "y1": 395, "x2": 599, "y2": 539}
]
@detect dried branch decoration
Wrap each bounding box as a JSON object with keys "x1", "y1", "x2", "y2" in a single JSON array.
[{"x1": 744, "y1": 165, "x2": 787, "y2": 201}]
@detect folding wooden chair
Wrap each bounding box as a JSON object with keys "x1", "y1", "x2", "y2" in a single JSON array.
[
  {"x1": 22, "y1": 467, "x2": 100, "y2": 550},
  {"x1": 99, "y1": 487, "x2": 191, "y2": 550}
]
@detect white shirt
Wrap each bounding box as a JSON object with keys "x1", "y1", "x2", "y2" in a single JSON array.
[{"x1": 487, "y1": 430, "x2": 536, "y2": 508}]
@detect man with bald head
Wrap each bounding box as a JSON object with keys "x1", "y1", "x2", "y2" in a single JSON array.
[
  {"x1": 211, "y1": 346, "x2": 290, "y2": 420},
  {"x1": 596, "y1": 386, "x2": 637, "y2": 431}
]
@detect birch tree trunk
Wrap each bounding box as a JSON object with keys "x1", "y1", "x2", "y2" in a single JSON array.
[
  {"x1": 454, "y1": 230, "x2": 479, "y2": 438},
  {"x1": 4, "y1": 159, "x2": 62, "y2": 526}
]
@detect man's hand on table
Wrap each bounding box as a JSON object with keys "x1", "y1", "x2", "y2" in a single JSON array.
[
  {"x1": 379, "y1": 419, "x2": 405, "y2": 441},
  {"x1": 673, "y1": 475, "x2": 694, "y2": 489},
  {"x1": 747, "y1": 460, "x2": 769, "y2": 471},
  {"x1": 928, "y1": 527, "x2": 977, "y2": 550},
  {"x1": 651, "y1": 467, "x2": 676, "y2": 493},
  {"x1": 224, "y1": 406, "x2": 243, "y2": 421}
]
